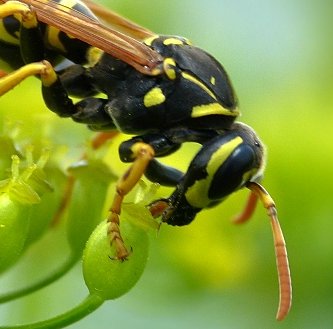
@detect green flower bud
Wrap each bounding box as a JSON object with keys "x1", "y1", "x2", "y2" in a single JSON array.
[
  {"x1": 24, "y1": 166, "x2": 65, "y2": 247},
  {"x1": 21, "y1": 147, "x2": 59, "y2": 246},
  {"x1": 66, "y1": 159, "x2": 116, "y2": 254},
  {"x1": 0, "y1": 195, "x2": 31, "y2": 273},
  {"x1": 82, "y1": 220, "x2": 149, "y2": 300},
  {"x1": 0, "y1": 155, "x2": 40, "y2": 273}
]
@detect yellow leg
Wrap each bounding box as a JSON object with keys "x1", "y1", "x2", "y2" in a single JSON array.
[
  {"x1": 246, "y1": 182, "x2": 292, "y2": 321},
  {"x1": 0, "y1": 0, "x2": 38, "y2": 30},
  {"x1": 0, "y1": 61, "x2": 52, "y2": 96},
  {"x1": 0, "y1": 1, "x2": 46, "y2": 95},
  {"x1": 107, "y1": 142, "x2": 155, "y2": 260},
  {"x1": 0, "y1": 1, "x2": 31, "y2": 19}
]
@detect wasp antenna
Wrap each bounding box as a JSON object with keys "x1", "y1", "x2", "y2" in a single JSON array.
[
  {"x1": 270, "y1": 211, "x2": 292, "y2": 320},
  {"x1": 246, "y1": 182, "x2": 292, "y2": 321},
  {"x1": 233, "y1": 191, "x2": 259, "y2": 224}
]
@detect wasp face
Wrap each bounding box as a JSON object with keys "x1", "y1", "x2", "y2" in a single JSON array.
[{"x1": 159, "y1": 122, "x2": 266, "y2": 226}]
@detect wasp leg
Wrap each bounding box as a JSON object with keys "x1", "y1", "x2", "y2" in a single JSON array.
[
  {"x1": 0, "y1": 0, "x2": 46, "y2": 65},
  {"x1": 145, "y1": 159, "x2": 183, "y2": 186},
  {"x1": 0, "y1": 61, "x2": 49, "y2": 96},
  {"x1": 35, "y1": 55, "x2": 115, "y2": 126},
  {"x1": 57, "y1": 64, "x2": 98, "y2": 98},
  {"x1": 3, "y1": 0, "x2": 100, "y2": 99},
  {"x1": 15, "y1": 2, "x2": 102, "y2": 103},
  {"x1": 136, "y1": 128, "x2": 219, "y2": 219},
  {"x1": 0, "y1": 1, "x2": 31, "y2": 19},
  {"x1": 119, "y1": 128, "x2": 219, "y2": 188},
  {"x1": 38, "y1": 61, "x2": 116, "y2": 127},
  {"x1": 107, "y1": 142, "x2": 155, "y2": 260},
  {"x1": 106, "y1": 131, "x2": 186, "y2": 259},
  {"x1": 0, "y1": 1, "x2": 49, "y2": 96},
  {"x1": 119, "y1": 133, "x2": 186, "y2": 186},
  {"x1": 5, "y1": 0, "x2": 98, "y2": 66},
  {"x1": 18, "y1": 2, "x2": 45, "y2": 64}
]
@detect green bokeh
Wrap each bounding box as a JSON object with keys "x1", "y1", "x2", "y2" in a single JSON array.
[{"x1": 0, "y1": 0, "x2": 332, "y2": 328}]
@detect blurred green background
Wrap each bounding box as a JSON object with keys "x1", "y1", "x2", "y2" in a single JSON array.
[{"x1": 1, "y1": 0, "x2": 333, "y2": 328}]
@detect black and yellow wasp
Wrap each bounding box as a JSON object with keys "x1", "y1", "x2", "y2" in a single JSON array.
[{"x1": 0, "y1": 0, "x2": 291, "y2": 320}]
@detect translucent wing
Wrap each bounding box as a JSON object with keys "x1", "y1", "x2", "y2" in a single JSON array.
[
  {"x1": 82, "y1": 0, "x2": 154, "y2": 40},
  {"x1": 0, "y1": 0, "x2": 163, "y2": 74}
]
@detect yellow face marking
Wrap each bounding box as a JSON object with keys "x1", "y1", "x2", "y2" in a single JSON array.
[
  {"x1": 191, "y1": 103, "x2": 240, "y2": 118},
  {"x1": 163, "y1": 38, "x2": 185, "y2": 46},
  {"x1": 241, "y1": 168, "x2": 258, "y2": 186},
  {"x1": 163, "y1": 58, "x2": 177, "y2": 80},
  {"x1": 144, "y1": 87, "x2": 166, "y2": 108},
  {"x1": 210, "y1": 76, "x2": 216, "y2": 85},
  {"x1": 185, "y1": 137, "x2": 243, "y2": 208}
]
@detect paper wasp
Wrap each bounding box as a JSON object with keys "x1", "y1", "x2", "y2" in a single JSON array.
[{"x1": 0, "y1": 0, "x2": 291, "y2": 320}]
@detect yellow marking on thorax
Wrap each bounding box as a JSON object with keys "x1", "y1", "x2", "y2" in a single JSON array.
[
  {"x1": 185, "y1": 136, "x2": 243, "y2": 208},
  {"x1": 163, "y1": 58, "x2": 177, "y2": 80},
  {"x1": 143, "y1": 35, "x2": 159, "y2": 46},
  {"x1": 181, "y1": 72, "x2": 216, "y2": 100},
  {"x1": 241, "y1": 168, "x2": 258, "y2": 186},
  {"x1": 191, "y1": 103, "x2": 240, "y2": 118},
  {"x1": 163, "y1": 37, "x2": 184, "y2": 46},
  {"x1": 144, "y1": 87, "x2": 166, "y2": 108}
]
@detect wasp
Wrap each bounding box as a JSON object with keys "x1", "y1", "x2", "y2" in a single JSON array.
[{"x1": 0, "y1": 0, "x2": 291, "y2": 320}]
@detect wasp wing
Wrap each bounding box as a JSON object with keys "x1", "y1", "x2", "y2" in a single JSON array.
[
  {"x1": 1, "y1": 0, "x2": 162, "y2": 74},
  {"x1": 82, "y1": 0, "x2": 154, "y2": 40}
]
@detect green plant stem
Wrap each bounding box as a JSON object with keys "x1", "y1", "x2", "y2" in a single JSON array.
[
  {"x1": 0, "y1": 253, "x2": 78, "y2": 304},
  {"x1": 0, "y1": 294, "x2": 104, "y2": 329}
]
